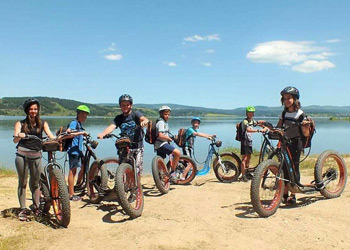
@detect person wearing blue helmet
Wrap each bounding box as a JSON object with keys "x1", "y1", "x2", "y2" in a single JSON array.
[{"x1": 183, "y1": 117, "x2": 215, "y2": 157}]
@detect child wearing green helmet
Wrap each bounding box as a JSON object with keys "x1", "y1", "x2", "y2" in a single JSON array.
[
  {"x1": 240, "y1": 106, "x2": 267, "y2": 181},
  {"x1": 66, "y1": 105, "x2": 90, "y2": 201}
]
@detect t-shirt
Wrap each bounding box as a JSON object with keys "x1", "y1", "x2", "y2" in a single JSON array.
[
  {"x1": 113, "y1": 111, "x2": 144, "y2": 149},
  {"x1": 154, "y1": 118, "x2": 169, "y2": 150},
  {"x1": 242, "y1": 118, "x2": 257, "y2": 143},
  {"x1": 67, "y1": 119, "x2": 83, "y2": 156},
  {"x1": 280, "y1": 109, "x2": 305, "y2": 139},
  {"x1": 185, "y1": 127, "x2": 197, "y2": 148}
]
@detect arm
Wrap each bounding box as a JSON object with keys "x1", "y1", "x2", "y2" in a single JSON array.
[
  {"x1": 139, "y1": 116, "x2": 149, "y2": 127},
  {"x1": 192, "y1": 131, "x2": 214, "y2": 140},
  {"x1": 97, "y1": 124, "x2": 117, "y2": 139},
  {"x1": 43, "y1": 121, "x2": 55, "y2": 139},
  {"x1": 13, "y1": 121, "x2": 25, "y2": 143},
  {"x1": 276, "y1": 118, "x2": 283, "y2": 128},
  {"x1": 157, "y1": 131, "x2": 173, "y2": 142}
]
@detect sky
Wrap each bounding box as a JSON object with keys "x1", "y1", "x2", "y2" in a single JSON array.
[{"x1": 0, "y1": 0, "x2": 349, "y2": 109}]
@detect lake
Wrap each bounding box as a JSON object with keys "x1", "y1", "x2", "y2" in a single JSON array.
[{"x1": 1, "y1": 116, "x2": 349, "y2": 173}]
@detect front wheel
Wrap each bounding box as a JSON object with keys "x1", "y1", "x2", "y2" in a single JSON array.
[
  {"x1": 152, "y1": 156, "x2": 170, "y2": 194},
  {"x1": 115, "y1": 163, "x2": 144, "y2": 218},
  {"x1": 314, "y1": 150, "x2": 347, "y2": 199},
  {"x1": 250, "y1": 159, "x2": 284, "y2": 218},
  {"x1": 213, "y1": 160, "x2": 239, "y2": 183},
  {"x1": 49, "y1": 167, "x2": 71, "y2": 227},
  {"x1": 213, "y1": 152, "x2": 242, "y2": 179},
  {"x1": 175, "y1": 155, "x2": 197, "y2": 185}
]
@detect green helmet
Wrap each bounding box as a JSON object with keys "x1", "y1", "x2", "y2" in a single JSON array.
[
  {"x1": 77, "y1": 105, "x2": 90, "y2": 114},
  {"x1": 246, "y1": 106, "x2": 255, "y2": 112}
]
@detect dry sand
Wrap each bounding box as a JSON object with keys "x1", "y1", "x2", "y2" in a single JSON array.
[{"x1": 1, "y1": 171, "x2": 349, "y2": 250}]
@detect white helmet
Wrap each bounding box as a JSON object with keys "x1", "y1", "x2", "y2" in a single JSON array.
[{"x1": 159, "y1": 105, "x2": 171, "y2": 112}]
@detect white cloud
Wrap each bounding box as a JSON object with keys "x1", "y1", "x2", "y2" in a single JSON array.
[
  {"x1": 247, "y1": 40, "x2": 336, "y2": 73},
  {"x1": 201, "y1": 62, "x2": 212, "y2": 67},
  {"x1": 100, "y1": 42, "x2": 117, "y2": 53},
  {"x1": 183, "y1": 34, "x2": 220, "y2": 43},
  {"x1": 326, "y1": 39, "x2": 341, "y2": 43},
  {"x1": 104, "y1": 54, "x2": 123, "y2": 61},
  {"x1": 165, "y1": 62, "x2": 177, "y2": 67},
  {"x1": 292, "y1": 60, "x2": 335, "y2": 73},
  {"x1": 206, "y1": 49, "x2": 215, "y2": 53}
]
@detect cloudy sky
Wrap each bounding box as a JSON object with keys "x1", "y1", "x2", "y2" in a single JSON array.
[{"x1": 0, "y1": 0, "x2": 349, "y2": 108}]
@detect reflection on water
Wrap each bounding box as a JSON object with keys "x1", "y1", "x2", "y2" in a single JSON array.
[{"x1": 1, "y1": 116, "x2": 349, "y2": 173}]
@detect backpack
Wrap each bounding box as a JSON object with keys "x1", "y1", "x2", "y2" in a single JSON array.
[
  {"x1": 145, "y1": 119, "x2": 160, "y2": 145},
  {"x1": 55, "y1": 120, "x2": 79, "y2": 151},
  {"x1": 282, "y1": 111, "x2": 316, "y2": 148},
  {"x1": 300, "y1": 116, "x2": 316, "y2": 148},
  {"x1": 235, "y1": 122, "x2": 244, "y2": 142},
  {"x1": 174, "y1": 128, "x2": 188, "y2": 148}
]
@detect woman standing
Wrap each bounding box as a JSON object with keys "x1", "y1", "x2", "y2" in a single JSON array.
[{"x1": 13, "y1": 98, "x2": 54, "y2": 221}]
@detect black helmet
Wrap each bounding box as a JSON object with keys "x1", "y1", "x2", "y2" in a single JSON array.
[
  {"x1": 23, "y1": 98, "x2": 40, "y2": 114},
  {"x1": 280, "y1": 86, "x2": 300, "y2": 99},
  {"x1": 119, "y1": 94, "x2": 133, "y2": 105}
]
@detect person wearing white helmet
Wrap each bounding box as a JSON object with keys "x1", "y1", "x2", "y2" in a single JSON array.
[
  {"x1": 154, "y1": 105, "x2": 181, "y2": 181},
  {"x1": 98, "y1": 94, "x2": 149, "y2": 175}
]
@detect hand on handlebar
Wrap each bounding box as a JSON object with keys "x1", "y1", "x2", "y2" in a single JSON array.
[{"x1": 14, "y1": 132, "x2": 26, "y2": 139}]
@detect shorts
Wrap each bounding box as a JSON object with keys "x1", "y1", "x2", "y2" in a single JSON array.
[
  {"x1": 131, "y1": 147, "x2": 144, "y2": 174},
  {"x1": 68, "y1": 154, "x2": 81, "y2": 169},
  {"x1": 156, "y1": 143, "x2": 175, "y2": 159},
  {"x1": 182, "y1": 147, "x2": 193, "y2": 157},
  {"x1": 241, "y1": 141, "x2": 253, "y2": 155}
]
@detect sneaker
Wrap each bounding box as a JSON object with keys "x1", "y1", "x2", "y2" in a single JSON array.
[
  {"x1": 282, "y1": 194, "x2": 296, "y2": 205},
  {"x1": 18, "y1": 209, "x2": 29, "y2": 222},
  {"x1": 69, "y1": 195, "x2": 81, "y2": 202},
  {"x1": 170, "y1": 171, "x2": 180, "y2": 182}
]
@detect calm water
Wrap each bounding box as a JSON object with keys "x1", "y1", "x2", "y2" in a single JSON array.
[{"x1": 1, "y1": 116, "x2": 349, "y2": 173}]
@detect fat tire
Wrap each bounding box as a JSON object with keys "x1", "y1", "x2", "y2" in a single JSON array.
[
  {"x1": 87, "y1": 160, "x2": 108, "y2": 204},
  {"x1": 115, "y1": 163, "x2": 144, "y2": 218},
  {"x1": 250, "y1": 159, "x2": 284, "y2": 218},
  {"x1": 152, "y1": 156, "x2": 170, "y2": 194},
  {"x1": 213, "y1": 160, "x2": 239, "y2": 183},
  {"x1": 176, "y1": 155, "x2": 197, "y2": 185},
  {"x1": 50, "y1": 167, "x2": 71, "y2": 227},
  {"x1": 314, "y1": 150, "x2": 347, "y2": 199},
  {"x1": 40, "y1": 181, "x2": 51, "y2": 213}
]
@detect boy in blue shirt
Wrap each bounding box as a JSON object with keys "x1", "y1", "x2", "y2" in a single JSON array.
[
  {"x1": 183, "y1": 117, "x2": 214, "y2": 157},
  {"x1": 67, "y1": 105, "x2": 90, "y2": 201}
]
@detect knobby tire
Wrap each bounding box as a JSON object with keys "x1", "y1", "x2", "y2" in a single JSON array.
[{"x1": 152, "y1": 156, "x2": 170, "y2": 194}]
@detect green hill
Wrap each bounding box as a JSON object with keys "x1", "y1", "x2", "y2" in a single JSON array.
[{"x1": 1, "y1": 97, "x2": 350, "y2": 117}]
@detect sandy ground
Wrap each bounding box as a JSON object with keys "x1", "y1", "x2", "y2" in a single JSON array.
[{"x1": 1, "y1": 171, "x2": 350, "y2": 250}]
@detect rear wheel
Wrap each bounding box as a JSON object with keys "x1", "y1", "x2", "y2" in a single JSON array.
[
  {"x1": 87, "y1": 160, "x2": 108, "y2": 204},
  {"x1": 49, "y1": 167, "x2": 71, "y2": 227},
  {"x1": 176, "y1": 156, "x2": 197, "y2": 185},
  {"x1": 314, "y1": 150, "x2": 347, "y2": 199},
  {"x1": 250, "y1": 160, "x2": 284, "y2": 218},
  {"x1": 152, "y1": 156, "x2": 170, "y2": 194},
  {"x1": 115, "y1": 163, "x2": 144, "y2": 218}
]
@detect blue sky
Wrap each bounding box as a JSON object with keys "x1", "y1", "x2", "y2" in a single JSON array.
[{"x1": 0, "y1": 0, "x2": 349, "y2": 109}]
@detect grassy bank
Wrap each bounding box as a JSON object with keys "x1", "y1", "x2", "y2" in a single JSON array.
[{"x1": 0, "y1": 167, "x2": 16, "y2": 178}]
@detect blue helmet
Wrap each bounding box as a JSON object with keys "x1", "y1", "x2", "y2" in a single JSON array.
[{"x1": 191, "y1": 116, "x2": 201, "y2": 123}]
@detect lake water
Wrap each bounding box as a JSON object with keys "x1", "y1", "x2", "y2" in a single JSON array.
[{"x1": 1, "y1": 116, "x2": 349, "y2": 173}]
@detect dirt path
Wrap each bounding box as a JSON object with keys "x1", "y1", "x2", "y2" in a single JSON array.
[{"x1": 1, "y1": 173, "x2": 349, "y2": 250}]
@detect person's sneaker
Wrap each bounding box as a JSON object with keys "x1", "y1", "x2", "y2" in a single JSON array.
[
  {"x1": 18, "y1": 209, "x2": 29, "y2": 222},
  {"x1": 170, "y1": 171, "x2": 180, "y2": 182},
  {"x1": 240, "y1": 173, "x2": 253, "y2": 182},
  {"x1": 69, "y1": 195, "x2": 81, "y2": 202}
]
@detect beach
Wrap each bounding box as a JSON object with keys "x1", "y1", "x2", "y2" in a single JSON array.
[{"x1": 1, "y1": 171, "x2": 349, "y2": 250}]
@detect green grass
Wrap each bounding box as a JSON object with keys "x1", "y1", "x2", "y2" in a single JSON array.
[{"x1": 0, "y1": 167, "x2": 16, "y2": 178}]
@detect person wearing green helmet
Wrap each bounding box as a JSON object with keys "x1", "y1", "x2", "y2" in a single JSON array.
[
  {"x1": 66, "y1": 105, "x2": 90, "y2": 201},
  {"x1": 240, "y1": 106, "x2": 267, "y2": 181}
]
